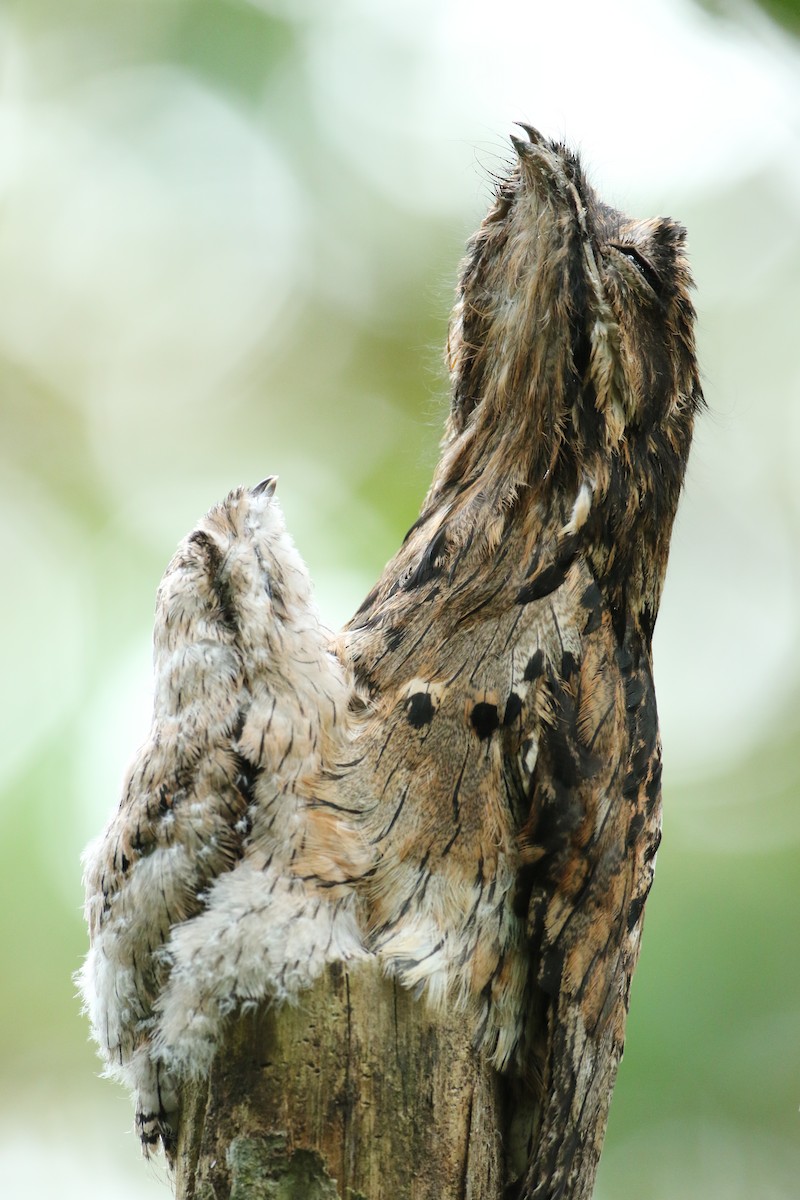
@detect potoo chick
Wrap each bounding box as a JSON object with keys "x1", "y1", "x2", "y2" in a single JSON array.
[{"x1": 80, "y1": 126, "x2": 701, "y2": 1197}]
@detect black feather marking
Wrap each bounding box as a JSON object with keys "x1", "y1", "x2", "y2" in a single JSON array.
[
  {"x1": 538, "y1": 945, "x2": 564, "y2": 997},
  {"x1": 440, "y1": 825, "x2": 462, "y2": 856},
  {"x1": 626, "y1": 895, "x2": 646, "y2": 932},
  {"x1": 644, "y1": 826, "x2": 662, "y2": 862},
  {"x1": 625, "y1": 811, "x2": 645, "y2": 848},
  {"x1": 379, "y1": 784, "x2": 410, "y2": 842},
  {"x1": 470, "y1": 702, "x2": 500, "y2": 740},
  {"x1": 403, "y1": 526, "x2": 449, "y2": 591},
  {"x1": 622, "y1": 770, "x2": 640, "y2": 801},
  {"x1": 406, "y1": 692, "x2": 435, "y2": 728},
  {"x1": 452, "y1": 746, "x2": 470, "y2": 822},
  {"x1": 524, "y1": 649, "x2": 544, "y2": 681},
  {"x1": 561, "y1": 651, "x2": 578, "y2": 680},
  {"x1": 581, "y1": 580, "x2": 603, "y2": 634},
  {"x1": 386, "y1": 627, "x2": 405, "y2": 651},
  {"x1": 503, "y1": 692, "x2": 523, "y2": 726},
  {"x1": 187, "y1": 529, "x2": 239, "y2": 633},
  {"x1": 516, "y1": 534, "x2": 578, "y2": 605},
  {"x1": 645, "y1": 761, "x2": 662, "y2": 804},
  {"x1": 625, "y1": 676, "x2": 645, "y2": 711},
  {"x1": 516, "y1": 562, "x2": 568, "y2": 605}
]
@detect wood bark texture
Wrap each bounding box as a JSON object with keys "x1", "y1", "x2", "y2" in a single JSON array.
[{"x1": 174, "y1": 959, "x2": 517, "y2": 1200}]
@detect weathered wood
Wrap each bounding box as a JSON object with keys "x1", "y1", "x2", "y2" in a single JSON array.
[{"x1": 175, "y1": 959, "x2": 514, "y2": 1200}]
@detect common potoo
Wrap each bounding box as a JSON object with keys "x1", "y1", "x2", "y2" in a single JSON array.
[{"x1": 80, "y1": 127, "x2": 701, "y2": 1197}]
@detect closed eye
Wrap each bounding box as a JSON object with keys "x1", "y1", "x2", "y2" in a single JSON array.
[{"x1": 609, "y1": 243, "x2": 662, "y2": 297}]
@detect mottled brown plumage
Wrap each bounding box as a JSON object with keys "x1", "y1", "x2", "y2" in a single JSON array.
[
  {"x1": 339, "y1": 126, "x2": 701, "y2": 1196},
  {"x1": 80, "y1": 127, "x2": 701, "y2": 1197}
]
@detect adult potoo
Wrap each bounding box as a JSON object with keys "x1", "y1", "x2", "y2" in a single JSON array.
[{"x1": 80, "y1": 127, "x2": 701, "y2": 1197}]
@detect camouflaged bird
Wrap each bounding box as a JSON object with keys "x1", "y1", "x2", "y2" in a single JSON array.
[{"x1": 80, "y1": 126, "x2": 701, "y2": 1197}]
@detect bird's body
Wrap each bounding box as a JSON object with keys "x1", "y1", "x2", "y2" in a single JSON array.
[{"x1": 80, "y1": 128, "x2": 701, "y2": 1196}]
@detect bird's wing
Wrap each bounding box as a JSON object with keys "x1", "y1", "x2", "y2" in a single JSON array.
[{"x1": 516, "y1": 597, "x2": 662, "y2": 1198}]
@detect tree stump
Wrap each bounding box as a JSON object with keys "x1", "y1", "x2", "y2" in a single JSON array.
[{"x1": 175, "y1": 959, "x2": 516, "y2": 1199}]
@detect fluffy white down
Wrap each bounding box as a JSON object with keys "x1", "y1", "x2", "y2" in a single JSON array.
[{"x1": 153, "y1": 861, "x2": 367, "y2": 1078}]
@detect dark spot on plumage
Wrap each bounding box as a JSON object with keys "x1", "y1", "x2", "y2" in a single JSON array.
[
  {"x1": 616, "y1": 642, "x2": 634, "y2": 672},
  {"x1": 188, "y1": 530, "x2": 239, "y2": 632},
  {"x1": 609, "y1": 597, "x2": 628, "y2": 645},
  {"x1": 626, "y1": 812, "x2": 645, "y2": 848},
  {"x1": 471, "y1": 702, "x2": 500, "y2": 740},
  {"x1": 574, "y1": 379, "x2": 601, "y2": 454},
  {"x1": 638, "y1": 604, "x2": 657, "y2": 643},
  {"x1": 233, "y1": 756, "x2": 257, "y2": 806},
  {"x1": 645, "y1": 761, "x2": 662, "y2": 804},
  {"x1": 551, "y1": 729, "x2": 582, "y2": 787},
  {"x1": 538, "y1": 945, "x2": 564, "y2": 998},
  {"x1": 524, "y1": 543, "x2": 544, "y2": 579},
  {"x1": 503, "y1": 691, "x2": 523, "y2": 726},
  {"x1": 524, "y1": 784, "x2": 585, "y2": 873},
  {"x1": 625, "y1": 676, "x2": 645, "y2": 711},
  {"x1": 570, "y1": 309, "x2": 592, "y2": 384},
  {"x1": 644, "y1": 827, "x2": 662, "y2": 862},
  {"x1": 231, "y1": 709, "x2": 247, "y2": 742},
  {"x1": 454, "y1": 473, "x2": 480, "y2": 496},
  {"x1": 581, "y1": 581, "x2": 602, "y2": 612},
  {"x1": 516, "y1": 565, "x2": 562, "y2": 606},
  {"x1": 544, "y1": 679, "x2": 602, "y2": 788},
  {"x1": 512, "y1": 866, "x2": 535, "y2": 920},
  {"x1": 637, "y1": 692, "x2": 659, "y2": 757},
  {"x1": 524, "y1": 649, "x2": 544, "y2": 682},
  {"x1": 524, "y1": 891, "x2": 550, "y2": 969},
  {"x1": 582, "y1": 601, "x2": 602, "y2": 635},
  {"x1": 386, "y1": 627, "x2": 405, "y2": 651},
  {"x1": 629, "y1": 723, "x2": 658, "y2": 789},
  {"x1": 187, "y1": 529, "x2": 215, "y2": 558},
  {"x1": 406, "y1": 692, "x2": 435, "y2": 728},
  {"x1": 610, "y1": 242, "x2": 665, "y2": 300},
  {"x1": 403, "y1": 525, "x2": 449, "y2": 591},
  {"x1": 561, "y1": 651, "x2": 578, "y2": 680},
  {"x1": 630, "y1": 740, "x2": 651, "y2": 778},
  {"x1": 626, "y1": 895, "x2": 646, "y2": 932},
  {"x1": 516, "y1": 536, "x2": 578, "y2": 605}
]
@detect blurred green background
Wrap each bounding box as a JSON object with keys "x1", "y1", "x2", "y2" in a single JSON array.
[{"x1": 1, "y1": 1, "x2": 798, "y2": 1196}]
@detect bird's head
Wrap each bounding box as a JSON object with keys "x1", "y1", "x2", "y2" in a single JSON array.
[{"x1": 432, "y1": 126, "x2": 703, "y2": 630}]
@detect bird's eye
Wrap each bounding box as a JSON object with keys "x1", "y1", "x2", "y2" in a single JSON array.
[{"x1": 609, "y1": 244, "x2": 662, "y2": 297}]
